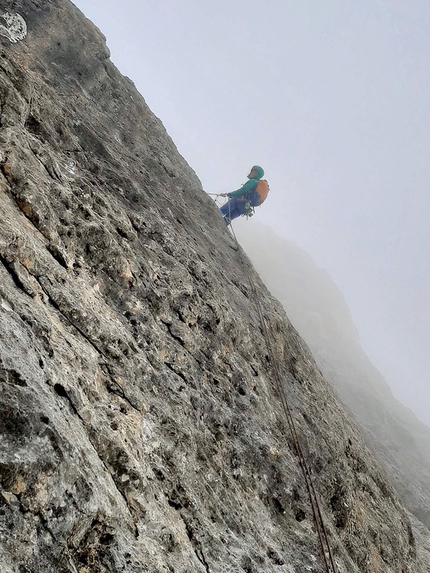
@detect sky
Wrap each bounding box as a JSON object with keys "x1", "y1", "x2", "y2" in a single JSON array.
[{"x1": 72, "y1": 0, "x2": 430, "y2": 427}]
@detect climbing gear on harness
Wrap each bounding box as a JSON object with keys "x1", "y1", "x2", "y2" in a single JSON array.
[
  {"x1": 213, "y1": 186, "x2": 266, "y2": 225},
  {"x1": 243, "y1": 200, "x2": 254, "y2": 219}
]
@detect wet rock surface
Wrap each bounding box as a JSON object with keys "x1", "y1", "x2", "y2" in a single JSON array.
[{"x1": 0, "y1": 1, "x2": 429, "y2": 572}]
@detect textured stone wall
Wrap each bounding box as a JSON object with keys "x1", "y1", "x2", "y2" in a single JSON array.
[{"x1": 0, "y1": 1, "x2": 428, "y2": 572}]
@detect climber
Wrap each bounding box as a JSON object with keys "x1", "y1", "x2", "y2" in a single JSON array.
[{"x1": 219, "y1": 165, "x2": 269, "y2": 226}]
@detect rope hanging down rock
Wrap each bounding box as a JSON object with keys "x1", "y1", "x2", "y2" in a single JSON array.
[{"x1": 228, "y1": 221, "x2": 339, "y2": 573}]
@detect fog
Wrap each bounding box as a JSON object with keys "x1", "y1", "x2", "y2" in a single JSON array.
[{"x1": 72, "y1": 0, "x2": 430, "y2": 427}]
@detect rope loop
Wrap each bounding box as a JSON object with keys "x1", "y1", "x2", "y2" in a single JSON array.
[{"x1": 229, "y1": 220, "x2": 338, "y2": 573}]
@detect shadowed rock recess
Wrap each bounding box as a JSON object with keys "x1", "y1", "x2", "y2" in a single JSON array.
[{"x1": 0, "y1": 2, "x2": 429, "y2": 572}]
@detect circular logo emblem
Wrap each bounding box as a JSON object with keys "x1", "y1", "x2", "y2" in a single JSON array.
[{"x1": 0, "y1": 12, "x2": 27, "y2": 43}]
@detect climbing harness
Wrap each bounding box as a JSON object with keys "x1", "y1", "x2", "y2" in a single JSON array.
[
  {"x1": 228, "y1": 220, "x2": 338, "y2": 573},
  {"x1": 211, "y1": 193, "x2": 255, "y2": 223}
]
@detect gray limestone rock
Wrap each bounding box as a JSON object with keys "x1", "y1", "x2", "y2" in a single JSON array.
[{"x1": 0, "y1": 1, "x2": 429, "y2": 572}]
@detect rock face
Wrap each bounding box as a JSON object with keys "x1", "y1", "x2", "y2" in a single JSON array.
[
  {"x1": 234, "y1": 220, "x2": 430, "y2": 531},
  {"x1": 0, "y1": 2, "x2": 429, "y2": 572}
]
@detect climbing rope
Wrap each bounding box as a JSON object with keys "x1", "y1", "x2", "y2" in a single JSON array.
[{"x1": 228, "y1": 220, "x2": 338, "y2": 573}]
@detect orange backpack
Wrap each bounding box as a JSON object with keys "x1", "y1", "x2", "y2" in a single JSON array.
[{"x1": 255, "y1": 179, "x2": 270, "y2": 205}]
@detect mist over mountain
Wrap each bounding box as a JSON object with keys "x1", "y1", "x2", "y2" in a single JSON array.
[
  {"x1": 0, "y1": 1, "x2": 429, "y2": 571},
  {"x1": 235, "y1": 218, "x2": 430, "y2": 529}
]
